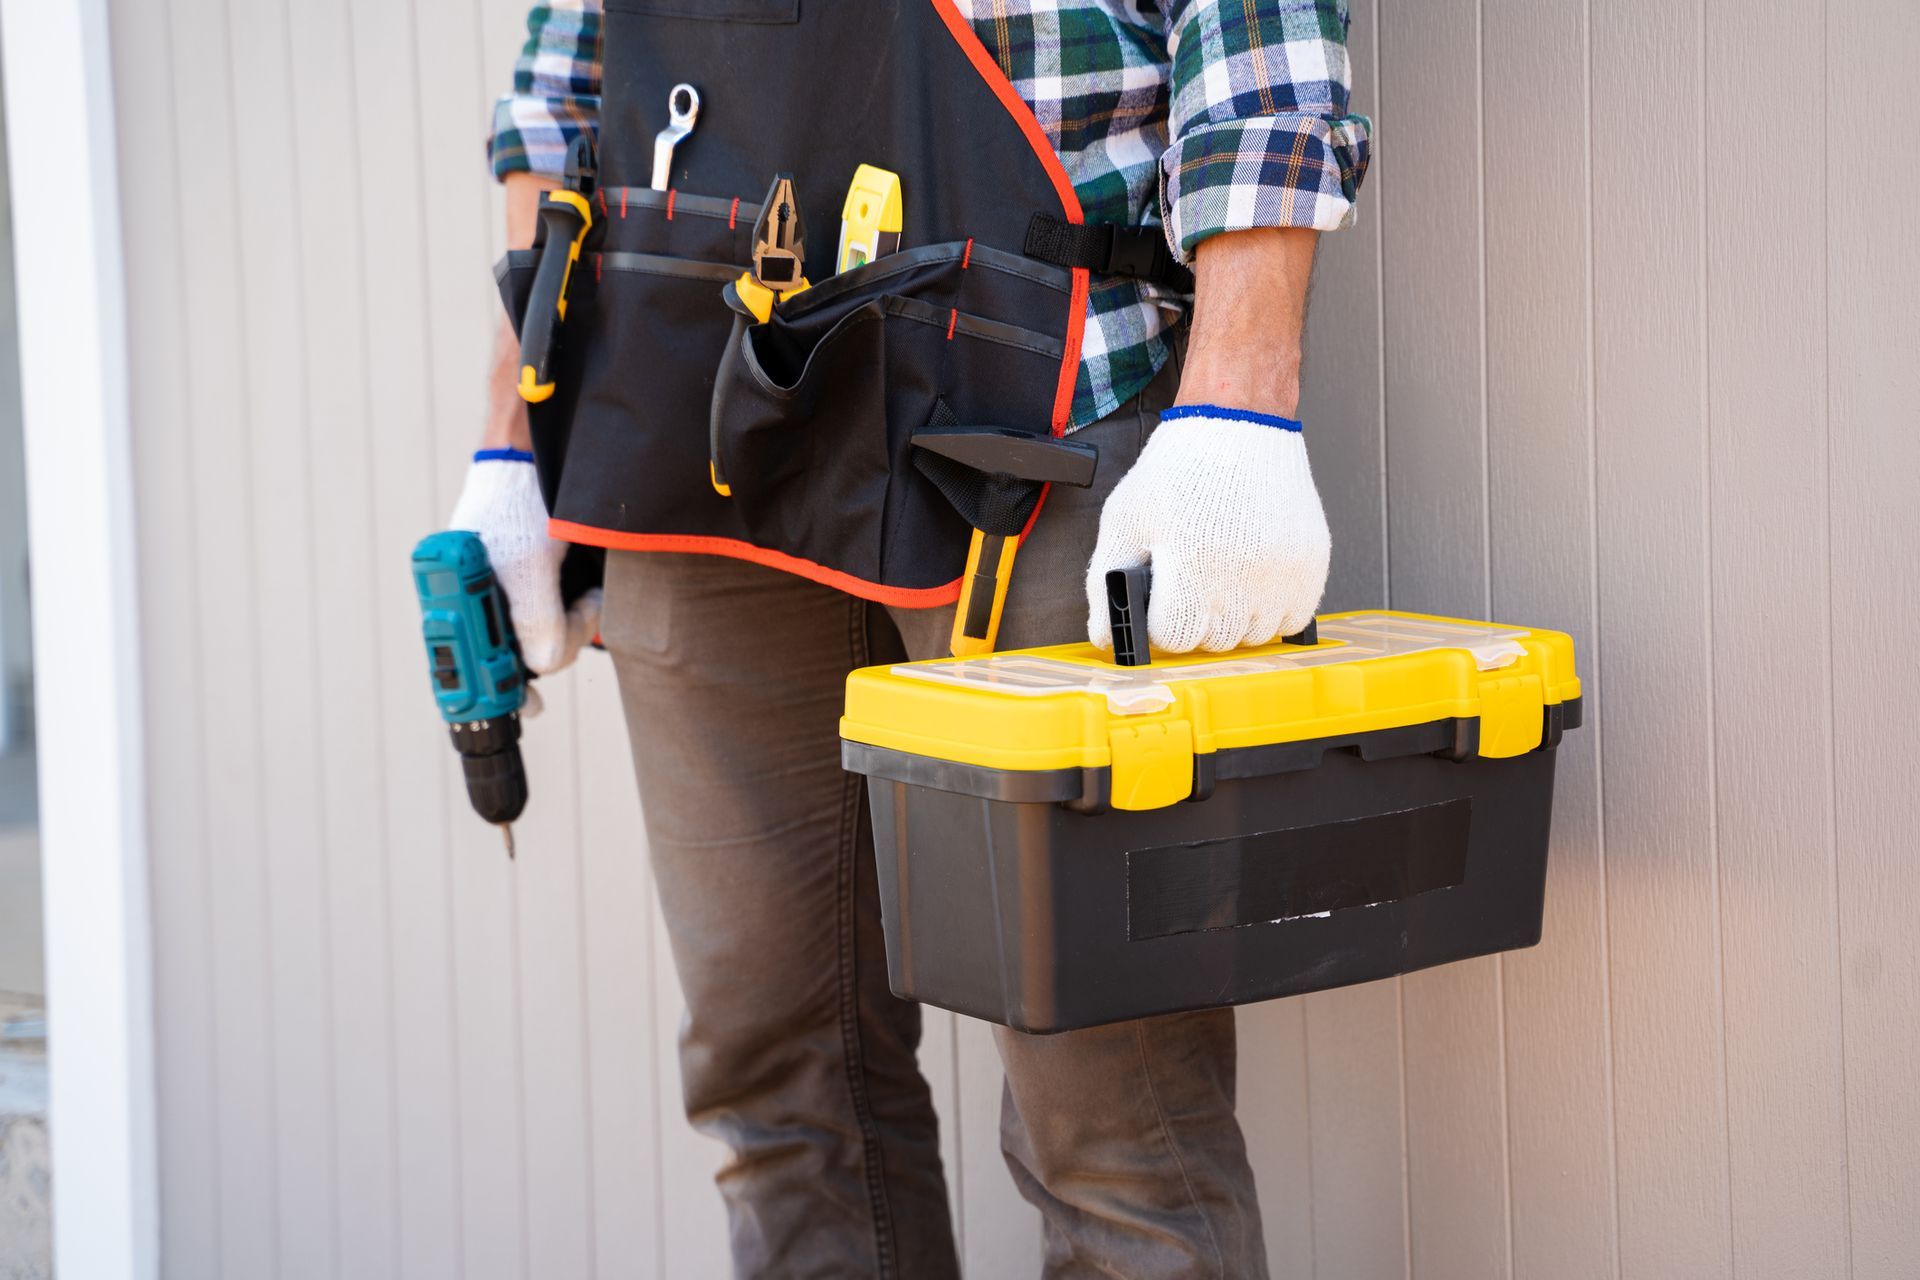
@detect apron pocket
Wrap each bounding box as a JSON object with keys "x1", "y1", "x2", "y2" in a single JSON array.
[
  {"x1": 560, "y1": 253, "x2": 744, "y2": 534},
  {"x1": 493, "y1": 186, "x2": 759, "y2": 535},
  {"x1": 709, "y1": 246, "x2": 1072, "y2": 594},
  {"x1": 712, "y1": 299, "x2": 894, "y2": 579}
]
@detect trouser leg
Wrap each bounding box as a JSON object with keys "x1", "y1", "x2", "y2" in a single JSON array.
[
  {"x1": 888, "y1": 343, "x2": 1269, "y2": 1279},
  {"x1": 994, "y1": 1013, "x2": 1261, "y2": 1279},
  {"x1": 602, "y1": 551, "x2": 958, "y2": 1280}
]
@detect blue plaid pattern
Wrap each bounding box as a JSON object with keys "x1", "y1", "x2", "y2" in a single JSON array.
[{"x1": 489, "y1": 0, "x2": 1370, "y2": 428}]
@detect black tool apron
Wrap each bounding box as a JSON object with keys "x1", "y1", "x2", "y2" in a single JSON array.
[{"x1": 498, "y1": 0, "x2": 1091, "y2": 606}]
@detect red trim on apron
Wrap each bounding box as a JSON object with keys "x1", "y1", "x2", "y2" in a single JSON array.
[
  {"x1": 927, "y1": 0, "x2": 1087, "y2": 434},
  {"x1": 551, "y1": 520, "x2": 965, "y2": 608}
]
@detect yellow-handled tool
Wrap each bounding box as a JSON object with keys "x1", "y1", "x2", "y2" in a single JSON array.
[
  {"x1": 744, "y1": 173, "x2": 811, "y2": 311},
  {"x1": 836, "y1": 164, "x2": 903, "y2": 273},
  {"x1": 911, "y1": 426, "x2": 1100, "y2": 656},
  {"x1": 953, "y1": 530, "x2": 1022, "y2": 658},
  {"x1": 517, "y1": 138, "x2": 597, "y2": 403}
]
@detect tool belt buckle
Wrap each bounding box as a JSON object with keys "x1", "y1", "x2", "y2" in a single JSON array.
[{"x1": 1103, "y1": 227, "x2": 1166, "y2": 283}]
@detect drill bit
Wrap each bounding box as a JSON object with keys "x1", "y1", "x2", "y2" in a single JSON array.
[{"x1": 501, "y1": 824, "x2": 517, "y2": 859}]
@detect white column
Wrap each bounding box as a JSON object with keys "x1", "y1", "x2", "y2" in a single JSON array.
[{"x1": 0, "y1": 1, "x2": 157, "y2": 1276}]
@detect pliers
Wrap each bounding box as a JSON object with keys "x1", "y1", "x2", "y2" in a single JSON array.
[{"x1": 732, "y1": 174, "x2": 811, "y2": 323}]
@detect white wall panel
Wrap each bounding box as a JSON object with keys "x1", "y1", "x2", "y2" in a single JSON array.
[{"x1": 112, "y1": 0, "x2": 220, "y2": 1270}]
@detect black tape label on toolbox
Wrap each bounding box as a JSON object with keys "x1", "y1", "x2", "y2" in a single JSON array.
[{"x1": 1126, "y1": 800, "x2": 1472, "y2": 941}]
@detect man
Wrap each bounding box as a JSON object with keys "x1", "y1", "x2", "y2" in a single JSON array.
[{"x1": 454, "y1": 2, "x2": 1370, "y2": 1274}]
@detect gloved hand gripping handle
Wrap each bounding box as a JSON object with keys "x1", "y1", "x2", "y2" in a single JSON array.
[
  {"x1": 1085, "y1": 407, "x2": 1330, "y2": 654},
  {"x1": 1104, "y1": 564, "x2": 1318, "y2": 667}
]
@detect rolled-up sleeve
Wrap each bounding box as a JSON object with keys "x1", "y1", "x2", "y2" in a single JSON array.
[
  {"x1": 488, "y1": 1, "x2": 604, "y2": 181},
  {"x1": 1159, "y1": 0, "x2": 1373, "y2": 260}
]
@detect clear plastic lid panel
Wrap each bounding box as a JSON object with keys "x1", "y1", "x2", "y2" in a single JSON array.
[{"x1": 891, "y1": 614, "x2": 1533, "y2": 715}]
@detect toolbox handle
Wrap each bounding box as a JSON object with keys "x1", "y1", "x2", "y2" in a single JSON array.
[
  {"x1": 1103, "y1": 567, "x2": 1317, "y2": 667},
  {"x1": 1105, "y1": 567, "x2": 1153, "y2": 666}
]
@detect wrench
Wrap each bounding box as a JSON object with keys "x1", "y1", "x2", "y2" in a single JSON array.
[{"x1": 651, "y1": 83, "x2": 701, "y2": 191}]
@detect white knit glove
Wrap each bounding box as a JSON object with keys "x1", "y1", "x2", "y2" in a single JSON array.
[
  {"x1": 1085, "y1": 406, "x2": 1330, "y2": 654},
  {"x1": 447, "y1": 452, "x2": 602, "y2": 676}
]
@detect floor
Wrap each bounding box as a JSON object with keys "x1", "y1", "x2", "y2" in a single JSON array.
[{"x1": 0, "y1": 995, "x2": 47, "y2": 1280}]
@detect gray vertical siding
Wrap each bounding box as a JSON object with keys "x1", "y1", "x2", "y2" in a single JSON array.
[
  {"x1": 1828, "y1": 9, "x2": 1920, "y2": 1279},
  {"x1": 1590, "y1": 0, "x2": 1730, "y2": 1273},
  {"x1": 108, "y1": 0, "x2": 1920, "y2": 1275}
]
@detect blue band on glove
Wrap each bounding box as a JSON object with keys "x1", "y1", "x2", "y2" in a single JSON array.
[
  {"x1": 1161, "y1": 404, "x2": 1303, "y2": 433},
  {"x1": 473, "y1": 447, "x2": 536, "y2": 464}
]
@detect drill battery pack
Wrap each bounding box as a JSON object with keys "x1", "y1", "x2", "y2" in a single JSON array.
[{"x1": 840, "y1": 612, "x2": 1582, "y2": 1033}]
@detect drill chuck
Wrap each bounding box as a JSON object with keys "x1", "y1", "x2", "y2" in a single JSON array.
[{"x1": 448, "y1": 716, "x2": 529, "y2": 826}]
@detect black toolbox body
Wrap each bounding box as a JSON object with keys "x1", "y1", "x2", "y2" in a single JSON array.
[{"x1": 841, "y1": 611, "x2": 1583, "y2": 1033}]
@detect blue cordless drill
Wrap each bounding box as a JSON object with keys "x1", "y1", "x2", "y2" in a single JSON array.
[{"x1": 411, "y1": 530, "x2": 530, "y2": 856}]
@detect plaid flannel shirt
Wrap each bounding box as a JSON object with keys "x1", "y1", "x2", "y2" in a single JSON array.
[{"x1": 490, "y1": 0, "x2": 1371, "y2": 429}]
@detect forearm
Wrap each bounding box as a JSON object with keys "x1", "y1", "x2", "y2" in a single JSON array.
[
  {"x1": 1176, "y1": 227, "x2": 1316, "y2": 419},
  {"x1": 481, "y1": 172, "x2": 562, "y2": 451},
  {"x1": 1156, "y1": 0, "x2": 1363, "y2": 424}
]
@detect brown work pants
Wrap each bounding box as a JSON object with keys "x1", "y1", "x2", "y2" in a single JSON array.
[{"x1": 601, "y1": 351, "x2": 1268, "y2": 1278}]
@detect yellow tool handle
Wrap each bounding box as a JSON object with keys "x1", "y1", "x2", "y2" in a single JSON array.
[
  {"x1": 517, "y1": 189, "x2": 595, "y2": 403},
  {"x1": 838, "y1": 164, "x2": 904, "y2": 273},
  {"x1": 950, "y1": 529, "x2": 1020, "y2": 657},
  {"x1": 729, "y1": 271, "x2": 810, "y2": 326}
]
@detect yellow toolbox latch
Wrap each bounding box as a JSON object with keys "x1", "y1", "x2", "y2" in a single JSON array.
[
  {"x1": 1108, "y1": 720, "x2": 1195, "y2": 811},
  {"x1": 1476, "y1": 673, "x2": 1546, "y2": 758}
]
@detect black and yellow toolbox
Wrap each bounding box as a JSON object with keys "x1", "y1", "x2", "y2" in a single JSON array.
[{"x1": 840, "y1": 611, "x2": 1582, "y2": 1033}]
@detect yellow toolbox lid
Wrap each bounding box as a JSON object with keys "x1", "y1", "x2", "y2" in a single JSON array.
[{"x1": 841, "y1": 611, "x2": 1581, "y2": 811}]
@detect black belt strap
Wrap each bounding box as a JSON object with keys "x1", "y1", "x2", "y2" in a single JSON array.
[{"x1": 1024, "y1": 214, "x2": 1194, "y2": 292}]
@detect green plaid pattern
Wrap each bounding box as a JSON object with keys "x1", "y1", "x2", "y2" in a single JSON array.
[
  {"x1": 490, "y1": 0, "x2": 1370, "y2": 428},
  {"x1": 488, "y1": 3, "x2": 602, "y2": 179}
]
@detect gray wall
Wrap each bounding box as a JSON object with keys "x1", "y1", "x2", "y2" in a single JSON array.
[{"x1": 110, "y1": 0, "x2": 1920, "y2": 1277}]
